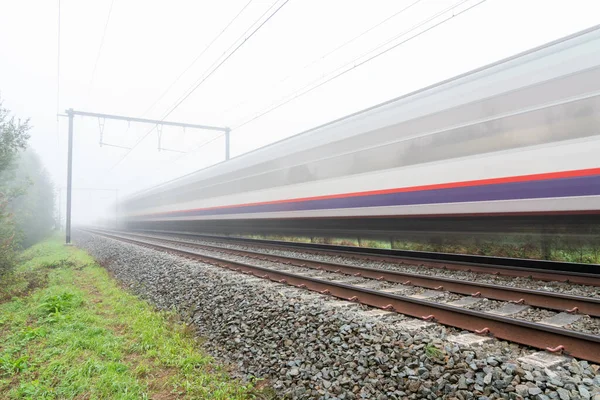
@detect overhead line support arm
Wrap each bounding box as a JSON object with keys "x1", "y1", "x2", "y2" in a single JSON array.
[{"x1": 67, "y1": 110, "x2": 229, "y2": 132}]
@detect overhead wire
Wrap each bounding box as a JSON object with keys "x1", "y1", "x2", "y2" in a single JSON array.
[
  {"x1": 110, "y1": 0, "x2": 291, "y2": 170},
  {"x1": 232, "y1": 0, "x2": 484, "y2": 131},
  {"x1": 88, "y1": 0, "x2": 116, "y2": 97},
  {"x1": 56, "y1": 0, "x2": 61, "y2": 121},
  {"x1": 56, "y1": 0, "x2": 61, "y2": 147},
  {"x1": 232, "y1": 0, "x2": 472, "y2": 129},
  {"x1": 174, "y1": 132, "x2": 225, "y2": 161},
  {"x1": 299, "y1": 0, "x2": 425, "y2": 76},
  {"x1": 223, "y1": 0, "x2": 424, "y2": 114},
  {"x1": 139, "y1": 0, "x2": 256, "y2": 117},
  {"x1": 172, "y1": 0, "x2": 419, "y2": 162},
  {"x1": 96, "y1": 1, "x2": 255, "y2": 162},
  {"x1": 161, "y1": 0, "x2": 291, "y2": 121}
]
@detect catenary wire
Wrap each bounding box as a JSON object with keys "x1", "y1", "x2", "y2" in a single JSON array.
[
  {"x1": 232, "y1": 0, "x2": 483, "y2": 131},
  {"x1": 110, "y1": 0, "x2": 291, "y2": 170},
  {"x1": 56, "y1": 0, "x2": 61, "y2": 147},
  {"x1": 112, "y1": 0, "x2": 287, "y2": 168},
  {"x1": 171, "y1": 0, "x2": 426, "y2": 162},
  {"x1": 139, "y1": 0, "x2": 256, "y2": 117},
  {"x1": 117, "y1": 0, "x2": 281, "y2": 166},
  {"x1": 88, "y1": 0, "x2": 116, "y2": 97},
  {"x1": 174, "y1": 133, "x2": 225, "y2": 161},
  {"x1": 56, "y1": 0, "x2": 61, "y2": 122},
  {"x1": 153, "y1": 0, "x2": 283, "y2": 127},
  {"x1": 232, "y1": 0, "x2": 471, "y2": 129},
  {"x1": 224, "y1": 0, "x2": 424, "y2": 114},
  {"x1": 161, "y1": 0, "x2": 291, "y2": 121}
]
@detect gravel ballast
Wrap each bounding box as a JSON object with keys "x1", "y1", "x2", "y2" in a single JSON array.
[
  {"x1": 149, "y1": 233, "x2": 600, "y2": 299},
  {"x1": 76, "y1": 231, "x2": 600, "y2": 399},
  {"x1": 104, "y1": 232, "x2": 600, "y2": 336}
]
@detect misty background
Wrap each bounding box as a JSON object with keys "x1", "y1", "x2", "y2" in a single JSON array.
[{"x1": 0, "y1": 0, "x2": 599, "y2": 226}]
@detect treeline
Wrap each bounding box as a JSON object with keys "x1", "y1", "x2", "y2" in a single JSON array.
[{"x1": 0, "y1": 99, "x2": 55, "y2": 274}]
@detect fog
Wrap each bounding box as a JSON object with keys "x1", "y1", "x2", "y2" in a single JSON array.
[{"x1": 0, "y1": 0, "x2": 598, "y2": 225}]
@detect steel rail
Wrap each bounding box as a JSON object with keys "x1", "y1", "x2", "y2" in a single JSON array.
[
  {"x1": 137, "y1": 229, "x2": 600, "y2": 286},
  {"x1": 100, "y1": 229, "x2": 600, "y2": 317},
  {"x1": 85, "y1": 229, "x2": 600, "y2": 363}
]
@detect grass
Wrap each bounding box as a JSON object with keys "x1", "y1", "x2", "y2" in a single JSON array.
[
  {"x1": 0, "y1": 235, "x2": 273, "y2": 399},
  {"x1": 424, "y1": 343, "x2": 444, "y2": 360}
]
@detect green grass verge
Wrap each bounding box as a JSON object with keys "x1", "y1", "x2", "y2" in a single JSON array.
[{"x1": 0, "y1": 235, "x2": 272, "y2": 399}]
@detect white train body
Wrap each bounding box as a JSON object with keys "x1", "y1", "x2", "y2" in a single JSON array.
[{"x1": 122, "y1": 25, "x2": 600, "y2": 227}]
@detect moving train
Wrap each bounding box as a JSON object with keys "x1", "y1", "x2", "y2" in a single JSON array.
[{"x1": 120, "y1": 25, "x2": 600, "y2": 238}]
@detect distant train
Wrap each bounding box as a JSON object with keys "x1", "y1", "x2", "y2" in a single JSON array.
[{"x1": 120, "y1": 25, "x2": 600, "y2": 238}]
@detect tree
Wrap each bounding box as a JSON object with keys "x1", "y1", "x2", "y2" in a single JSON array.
[
  {"x1": 0, "y1": 101, "x2": 30, "y2": 172},
  {"x1": 0, "y1": 99, "x2": 31, "y2": 274},
  {"x1": 8, "y1": 150, "x2": 55, "y2": 247}
]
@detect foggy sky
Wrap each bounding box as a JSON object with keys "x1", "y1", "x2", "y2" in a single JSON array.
[{"x1": 0, "y1": 0, "x2": 598, "y2": 224}]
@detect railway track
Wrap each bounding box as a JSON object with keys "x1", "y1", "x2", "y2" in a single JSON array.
[
  {"x1": 104, "y1": 229, "x2": 600, "y2": 317},
  {"x1": 136, "y1": 229, "x2": 600, "y2": 286},
  {"x1": 83, "y1": 228, "x2": 600, "y2": 363}
]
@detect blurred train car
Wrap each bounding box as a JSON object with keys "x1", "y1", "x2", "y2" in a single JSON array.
[{"x1": 120, "y1": 25, "x2": 600, "y2": 239}]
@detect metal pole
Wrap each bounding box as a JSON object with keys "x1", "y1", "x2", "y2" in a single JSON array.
[
  {"x1": 66, "y1": 109, "x2": 74, "y2": 244},
  {"x1": 225, "y1": 128, "x2": 231, "y2": 160}
]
